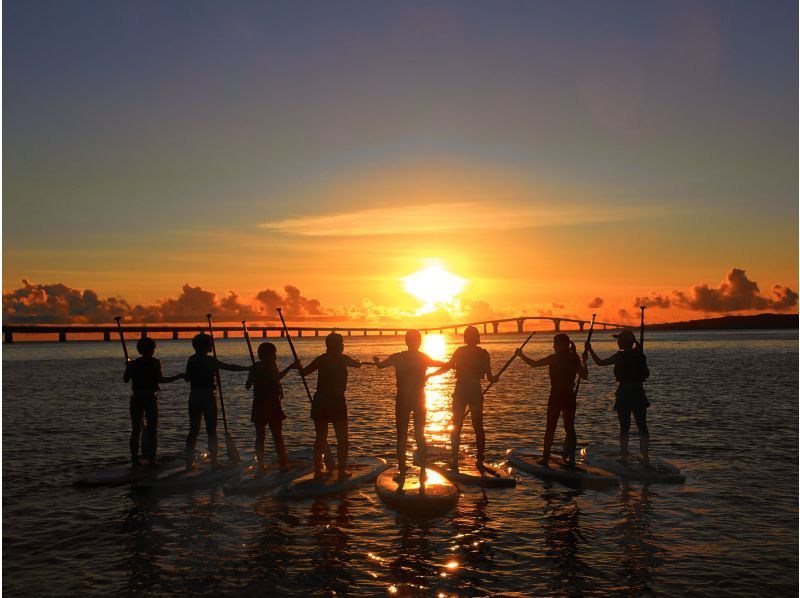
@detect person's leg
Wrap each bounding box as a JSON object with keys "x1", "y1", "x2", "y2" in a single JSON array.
[
  {"x1": 562, "y1": 399, "x2": 577, "y2": 467},
  {"x1": 185, "y1": 402, "x2": 203, "y2": 468},
  {"x1": 130, "y1": 398, "x2": 144, "y2": 464},
  {"x1": 450, "y1": 398, "x2": 468, "y2": 470},
  {"x1": 412, "y1": 405, "x2": 427, "y2": 478},
  {"x1": 395, "y1": 402, "x2": 411, "y2": 473},
  {"x1": 633, "y1": 407, "x2": 650, "y2": 461},
  {"x1": 204, "y1": 398, "x2": 219, "y2": 466},
  {"x1": 313, "y1": 419, "x2": 329, "y2": 478},
  {"x1": 333, "y1": 418, "x2": 350, "y2": 478},
  {"x1": 617, "y1": 406, "x2": 632, "y2": 461},
  {"x1": 541, "y1": 398, "x2": 561, "y2": 466},
  {"x1": 255, "y1": 422, "x2": 267, "y2": 472},
  {"x1": 268, "y1": 420, "x2": 288, "y2": 470},
  {"x1": 471, "y1": 398, "x2": 486, "y2": 466},
  {"x1": 144, "y1": 397, "x2": 159, "y2": 463}
]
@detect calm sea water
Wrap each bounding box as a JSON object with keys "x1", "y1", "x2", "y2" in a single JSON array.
[{"x1": 3, "y1": 330, "x2": 798, "y2": 596}]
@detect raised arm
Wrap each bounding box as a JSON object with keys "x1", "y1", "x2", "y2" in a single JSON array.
[
  {"x1": 586, "y1": 343, "x2": 617, "y2": 367},
  {"x1": 426, "y1": 358, "x2": 453, "y2": 379},
  {"x1": 279, "y1": 360, "x2": 299, "y2": 379},
  {"x1": 213, "y1": 357, "x2": 252, "y2": 372},
  {"x1": 515, "y1": 350, "x2": 551, "y2": 368},
  {"x1": 372, "y1": 355, "x2": 393, "y2": 369},
  {"x1": 344, "y1": 355, "x2": 362, "y2": 369},
  {"x1": 300, "y1": 356, "x2": 321, "y2": 377}
]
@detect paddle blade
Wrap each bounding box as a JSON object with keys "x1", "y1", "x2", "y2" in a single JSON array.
[{"x1": 225, "y1": 432, "x2": 240, "y2": 464}]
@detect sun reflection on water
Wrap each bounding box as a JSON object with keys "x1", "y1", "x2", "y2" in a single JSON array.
[{"x1": 420, "y1": 334, "x2": 453, "y2": 448}]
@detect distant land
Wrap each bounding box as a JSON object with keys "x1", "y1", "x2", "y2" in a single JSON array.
[{"x1": 647, "y1": 313, "x2": 798, "y2": 331}]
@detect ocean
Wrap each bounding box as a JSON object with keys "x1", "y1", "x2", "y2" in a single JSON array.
[{"x1": 3, "y1": 330, "x2": 798, "y2": 596}]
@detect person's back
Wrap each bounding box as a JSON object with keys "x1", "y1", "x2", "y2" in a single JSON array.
[
  {"x1": 129, "y1": 355, "x2": 162, "y2": 393},
  {"x1": 548, "y1": 352, "x2": 581, "y2": 393},
  {"x1": 392, "y1": 350, "x2": 436, "y2": 395},
  {"x1": 250, "y1": 361, "x2": 282, "y2": 401},
  {"x1": 452, "y1": 345, "x2": 490, "y2": 387},
  {"x1": 613, "y1": 349, "x2": 649, "y2": 385},
  {"x1": 185, "y1": 353, "x2": 216, "y2": 391},
  {"x1": 314, "y1": 352, "x2": 354, "y2": 398}
]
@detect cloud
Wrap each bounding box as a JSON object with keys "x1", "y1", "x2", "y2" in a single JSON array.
[
  {"x1": 587, "y1": 297, "x2": 604, "y2": 308},
  {"x1": 672, "y1": 268, "x2": 798, "y2": 313},
  {"x1": 2, "y1": 280, "x2": 329, "y2": 324},
  {"x1": 2, "y1": 279, "x2": 131, "y2": 324},
  {"x1": 633, "y1": 293, "x2": 671, "y2": 309},
  {"x1": 259, "y1": 201, "x2": 658, "y2": 237}
]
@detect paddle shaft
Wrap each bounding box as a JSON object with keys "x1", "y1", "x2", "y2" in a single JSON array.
[
  {"x1": 640, "y1": 306, "x2": 646, "y2": 351},
  {"x1": 482, "y1": 331, "x2": 535, "y2": 395},
  {"x1": 113, "y1": 316, "x2": 130, "y2": 362},
  {"x1": 242, "y1": 321, "x2": 256, "y2": 365},
  {"x1": 276, "y1": 308, "x2": 314, "y2": 403},
  {"x1": 574, "y1": 314, "x2": 596, "y2": 398},
  {"x1": 206, "y1": 315, "x2": 231, "y2": 437}
]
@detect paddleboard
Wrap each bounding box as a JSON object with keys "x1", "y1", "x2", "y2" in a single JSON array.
[
  {"x1": 417, "y1": 453, "x2": 516, "y2": 488},
  {"x1": 73, "y1": 456, "x2": 185, "y2": 488},
  {"x1": 224, "y1": 458, "x2": 314, "y2": 495},
  {"x1": 375, "y1": 467, "x2": 459, "y2": 517},
  {"x1": 581, "y1": 443, "x2": 685, "y2": 484},
  {"x1": 273, "y1": 457, "x2": 388, "y2": 499},
  {"x1": 137, "y1": 460, "x2": 248, "y2": 492},
  {"x1": 507, "y1": 449, "x2": 619, "y2": 490}
]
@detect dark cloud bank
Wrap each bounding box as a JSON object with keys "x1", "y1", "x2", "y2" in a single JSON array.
[{"x1": 3, "y1": 280, "x2": 326, "y2": 324}]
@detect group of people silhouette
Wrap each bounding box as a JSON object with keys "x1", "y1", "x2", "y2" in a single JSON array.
[{"x1": 123, "y1": 324, "x2": 651, "y2": 479}]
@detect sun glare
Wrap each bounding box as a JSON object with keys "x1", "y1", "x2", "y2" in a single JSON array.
[{"x1": 402, "y1": 265, "x2": 466, "y2": 312}]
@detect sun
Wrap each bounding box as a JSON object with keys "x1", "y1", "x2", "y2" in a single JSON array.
[{"x1": 402, "y1": 264, "x2": 466, "y2": 312}]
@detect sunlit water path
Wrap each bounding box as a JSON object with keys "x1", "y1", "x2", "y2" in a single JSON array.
[{"x1": 3, "y1": 330, "x2": 798, "y2": 595}]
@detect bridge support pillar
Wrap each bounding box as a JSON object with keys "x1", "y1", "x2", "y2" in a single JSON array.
[
  {"x1": 603, "y1": 324, "x2": 607, "y2": 330},
  {"x1": 103, "y1": 331, "x2": 111, "y2": 341},
  {"x1": 394, "y1": 331, "x2": 399, "y2": 336},
  {"x1": 59, "y1": 332, "x2": 67, "y2": 342},
  {"x1": 262, "y1": 329, "x2": 268, "y2": 338},
  {"x1": 4, "y1": 331, "x2": 12, "y2": 344},
  {"x1": 492, "y1": 322, "x2": 499, "y2": 334},
  {"x1": 553, "y1": 319, "x2": 561, "y2": 332},
  {"x1": 379, "y1": 330, "x2": 383, "y2": 336},
  {"x1": 280, "y1": 329, "x2": 285, "y2": 337},
  {"x1": 141, "y1": 330, "x2": 147, "y2": 339},
  {"x1": 516, "y1": 319, "x2": 524, "y2": 333},
  {"x1": 173, "y1": 330, "x2": 179, "y2": 340},
  {"x1": 579, "y1": 322, "x2": 585, "y2": 331},
  {"x1": 347, "y1": 330, "x2": 352, "y2": 336},
  {"x1": 483, "y1": 323, "x2": 487, "y2": 334},
  {"x1": 363, "y1": 330, "x2": 367, "y2": 336},
  {"x1": 315, "y1": 330, "x2": 319, "y2": 337},
  {"x1": 297, "y1": 330, "x2": 303, "y2": 337},
  {"x1": 223, "y1": 330, "x2": 228, "y2": 339},
  {"x1": 454, "y1": 328, "x2": 458, "y2": 335}
]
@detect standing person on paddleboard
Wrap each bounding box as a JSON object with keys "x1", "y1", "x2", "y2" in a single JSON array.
[
  {"x1": 123, "y1": 337, "x2": 184, "y2": 466},
  {"x1": 184, "y1": 333, "x2": 251, "y2": 470},
  {"x1": 515, "y1": 333, "x2": 588, "y2": 468},
  {"x1": 300, "y1": 332, "x2": 361, "y2": 480},
  {"x1": 585, "y1": 329, "x2": 651, "y2": 463},
  {"x1": 372, "y1": 329, "x2": 447, "y2": 481},
  {"x1": 245, "y1": 342, "x2": 298, "y2": 474},
  {"x1": 427, "y1": 326, "x2": 499, "y2": 471}
]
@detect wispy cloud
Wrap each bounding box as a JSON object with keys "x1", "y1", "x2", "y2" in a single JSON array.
[{"x1": 259, "y1": 202, "x2": 657, "y2": 236}]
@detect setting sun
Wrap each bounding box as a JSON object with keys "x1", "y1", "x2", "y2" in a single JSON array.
[{"x1": 402, "y1": 265, "x2": 466, "y2": 313}]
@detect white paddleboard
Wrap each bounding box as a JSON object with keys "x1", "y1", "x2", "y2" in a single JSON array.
[
  {"x1": 581, "y1": 443, "x2": 685, "y2": 484},
  {"x1": 418, "y1": 453, "x2": 516, "y2": 488},
  {"x1": 273, "y1": 457, "x2": 388, "y2": 499},
  {"x1": 224, "y1": 457, "x2": 314, "y2": 495},
  {"x1": 507, "y1": 448, "x2": 619, "y2": 490},
  {"x1": 375, "y1": 467, "x2": 459, "y2": 517},
  {"x1": 137, "y1": 459, "x2": 248, "y2": 492}
]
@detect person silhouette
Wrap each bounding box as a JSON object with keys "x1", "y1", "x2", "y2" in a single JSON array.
[
  {"x1": 245, "y1": 342, "x2": 298, "y2": 474},
  {"x1": 515, "y1": 333, "x2": 588, "y2": 467},
  {"x1": 300, "y1": 332, "x2": 361, "y2": 480},
  {"x1": 585, "y1": 330, "x2": 651, "y2": 463},
  {"x1": 123, "y1": 336, "x2": 183, "y2": 465},
  {"x1": 373, "y1": 330, "x2": 447, "y2": 480},
  {"x1": 184, "y1": 333, "x2": 251, "y2": 469},
  {"x1": 427, "y1": 326, "x2": 498, "y2": 471}
]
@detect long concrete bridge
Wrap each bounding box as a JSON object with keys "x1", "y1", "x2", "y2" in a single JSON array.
[{"x1": 2, "y1": 315, "x2": 625, "y2": 344}]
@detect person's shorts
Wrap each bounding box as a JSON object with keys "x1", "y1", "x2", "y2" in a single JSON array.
[
  {"x1": 311, "y1": 392, "x2": 347, "y2": 423},
  {"x1": 613, "y1": 383, "x2": 650, "y2": 411},
  {"x1": 252, "y1": 398, "x2": 286, "y2": 425},
  {"x1": 453, "y1": 381, "x2": 484, "y2": 415},
  {"x1": 396, "y1": 389, "x2": 426, "y2": 415}
]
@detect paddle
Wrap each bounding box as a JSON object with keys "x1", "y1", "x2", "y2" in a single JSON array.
[
  {"x1": 206, "y1": 313, "x2": 240, "y2": 465},
  {"x1": 275, "y1": 308, "x2": 333, "y2": 467},
  {"x1": 574, "y1": 314, "x2": 595, "y2": 398},
  {"x1": 639, "y1": 306, "x2": 646, "y2": 351},
  {"x1": 115, "y1": 316, "x2": 152, "y2": 463},
  {"x1": 482, "y1": 331, "x2": 535, "y2": 395},
  {"x1": 242, "y1": 321, "x2": 256, "y2": 365}
]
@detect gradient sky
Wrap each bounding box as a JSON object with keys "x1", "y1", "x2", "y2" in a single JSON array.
[{"x1": 4, "y1": 1, "x2": 798, "y2": 323}]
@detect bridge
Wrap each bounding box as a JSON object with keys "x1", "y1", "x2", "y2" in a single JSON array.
[{"x1": 2, "y1": 316, "x2": 625, "y2": 344}]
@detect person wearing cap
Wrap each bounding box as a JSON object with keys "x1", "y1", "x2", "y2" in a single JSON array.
[
  {"x1": 427, "y1": 326, "x2": 499, "y2": 471},
  {"x1": 585, "y1": 329, "x2": 651, "y2": 463},
  {"x1": 515, "y1": 333, "x2": 588, "y2": 468},
  {"x1": 184, "y1": 333, "x2": 252, "y2": 469},
  {"x1": 373, "y1": 329, "x2": 447, "y2": 480},
  {"x1": 123, "y1": 336, "x2": 184, "y2": 465}
]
